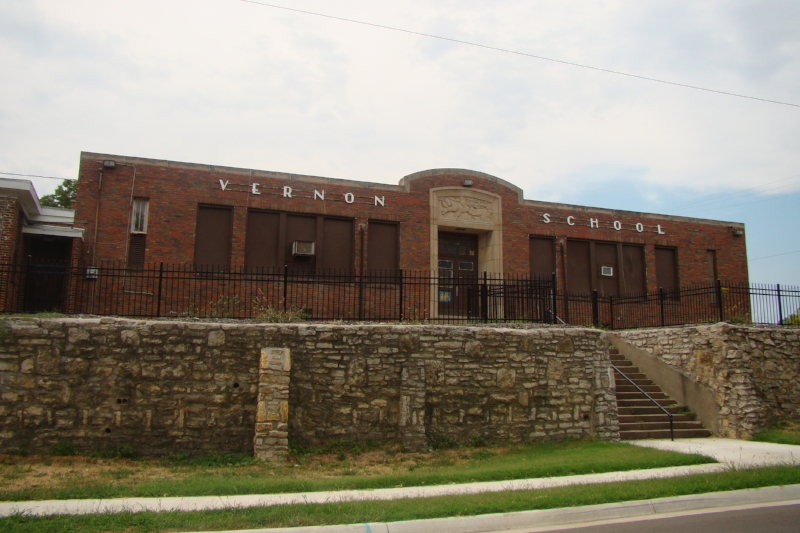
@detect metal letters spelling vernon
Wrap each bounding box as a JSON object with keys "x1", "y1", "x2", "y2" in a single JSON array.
[{"x1": 219, "y1": 179, "x2": 386, "y2": 207}]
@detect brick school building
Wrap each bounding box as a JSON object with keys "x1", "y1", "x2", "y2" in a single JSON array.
[{"x1": 1, "y1": 151, "x2": 750, "y2": 321}]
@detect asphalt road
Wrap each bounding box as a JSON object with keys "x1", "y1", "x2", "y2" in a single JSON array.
[{"x1": 533, "y1": 503, "x2": 800, "y2": 533}]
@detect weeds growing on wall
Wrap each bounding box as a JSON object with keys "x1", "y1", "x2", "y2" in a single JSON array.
[
  {"x1": 53, "y1": 440, "x2": 77, "y2": 456},
  {"x1": 253, "y1": 305, "x2": 310, "y2": 323},
  {"x1": 426, "y1": 432, "x2": 492, "y2": 450},
  {"x1": 93, "y1": 445, "x2": 141, "y2": 460}
]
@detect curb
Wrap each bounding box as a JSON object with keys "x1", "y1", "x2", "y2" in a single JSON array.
[{"x1": 185, "y1": 484, "x2": 800, "y2": 533}]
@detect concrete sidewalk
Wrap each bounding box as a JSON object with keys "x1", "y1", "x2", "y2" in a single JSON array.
[
  {"x1": 0, "y1": 438, "x2": 798, "y2": 519},
  {"x1": 629, "y1": 438, "x2": 800, "y2": 467}
]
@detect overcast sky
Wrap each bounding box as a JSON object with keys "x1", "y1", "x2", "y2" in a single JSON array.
[{"x1": 1, "y1": 0, "x2": 798, "y2": 284}]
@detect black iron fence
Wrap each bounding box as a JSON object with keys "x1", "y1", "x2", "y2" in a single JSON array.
[
  {"x1": 0, "y1": 262, "x2": 556, "y2": 324},
  {"x1": 1, "y1": 261, "x2": 798, "y2": 329},
  {"x1": 564, "y1": 281, "x2": 800, "y2": 329}
]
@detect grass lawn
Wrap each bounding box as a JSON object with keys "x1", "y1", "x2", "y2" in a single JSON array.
[
  {"x1": 3, "y1": 465, "x2": 799, "y2": 533},
  {"x1": 0, "y1": 440, "x2": 715, "y2": 502},
  {"x1": 752, "y1": 419, "x2": 800, "y2": 446}
]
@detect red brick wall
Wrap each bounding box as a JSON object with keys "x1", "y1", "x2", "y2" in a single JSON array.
[
  {"x1": 0, "y1": 197, "x2": 21, "y2": 265},
  {"x1": 73, "y1": 154, "x2": 749, "y2": 290}
]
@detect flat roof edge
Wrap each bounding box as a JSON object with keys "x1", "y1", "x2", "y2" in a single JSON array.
[
  {"x1": 522, "y1": 199, "x2": 745, "y2": 227},
  {"x1": 80, "y1": 152, "x2": 404, "y2": 192}
]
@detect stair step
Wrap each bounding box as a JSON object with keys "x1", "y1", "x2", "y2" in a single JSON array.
[
  {"x1": 619, "y1": 429, "x2": 713, "y2": 440},
  {"x1": 614, "y1": 373, "x2": 650, "y2": 381},
  {"x1": 617, "y1": 398, "x2": 677, "y2": 407},
  {"x1": 617, "y1": 389, "x2": 669, "y2": 400},
  {"x1": 615, "y1": 384, "x2": 662, "y2": 393},
  {"x1": 615, "y1": 379, "x2": 655, "y2": 388},
  {"x1": 615, "y1": 366, "x2": 642, "y2": 374},
  {"x1": 618, "y1": 405, "x2": 684, "y2": 416},
  {"x1": 618, "y1": 413, "x2": 697, "y2": 423},
  {"x1": 619, "y1": 421, "x2": 706, "y2": 431}
]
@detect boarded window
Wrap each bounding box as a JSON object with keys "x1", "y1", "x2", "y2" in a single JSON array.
[
  {"x1": 566, "y1": 240, "x2": 592, "y2": 294},
  {"x1": 655, "y1": 247, "x2": 678, "y2": 292},
  {"x1": 194, "y1": 206, "x2": 232, "y2": 270},
  {"x1": 367, "y1": 222, "x2": 399, "y2": 273},
  {"x1": 320, "y1": 218, "x2": 353, "y2": 271},
  {"x1": 128, "y1": 234, "x2": 146, "y2": 268},
  {"x1": 285, "y1": 214, "x2": 316, "y2": 272},
  {"x1": 529, "y1": 237, "x2": 555, "y2": 279},
  {"x1": 621, "y1": 245, "x2": 646, "y2": 295},
  {"x1": 245, "y1": 211, "x2": 280, "y2": 269},
  {"x1": 595, "y1": 242, "x2": 619, "y2": 297}
]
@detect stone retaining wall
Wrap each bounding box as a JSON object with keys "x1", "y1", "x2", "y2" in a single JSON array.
[
  {"x1": 0, "y1": 318, "x2": 619, "y2": 458},
  {"x1": 615, "y1": 323, "x2": 800, "y2": 438}
]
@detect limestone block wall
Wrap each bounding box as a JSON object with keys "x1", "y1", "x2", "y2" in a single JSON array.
[
  {"x1": 0, "y1": 318, "x2": 262, "y2": 456},
  {"x1": 0, "y1": 318, "x2": 619, "y2": 457},
  {"x1": 615, "y1": 323, "x2": 800, "y2": 439}
]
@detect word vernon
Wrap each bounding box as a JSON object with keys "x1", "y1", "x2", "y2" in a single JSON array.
[
  {"x1": 540, "y1": 213, "x2": 666, "y2": 235},
  {"x1": 219, "y1": 179, "x2": 387, "y2": 206}
]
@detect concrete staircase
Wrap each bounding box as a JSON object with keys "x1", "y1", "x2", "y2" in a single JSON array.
[{"x1": 611, "y1": 348, "x2": 712, "y2": 440}]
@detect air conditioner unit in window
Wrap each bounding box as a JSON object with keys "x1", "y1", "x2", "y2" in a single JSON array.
[
  {"x1": 292, "y1": 241, "x2": 316, "y2": 256},
  {"x1": 600, "y1": 266, "x2": 614, "y2": 277}
]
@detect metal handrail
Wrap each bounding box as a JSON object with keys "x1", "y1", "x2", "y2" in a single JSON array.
[{"x1": 612, "y1": 364, "x2": 674, "y2": 441}]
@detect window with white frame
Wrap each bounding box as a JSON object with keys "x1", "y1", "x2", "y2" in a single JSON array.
[
  {"x1": 131, "y1": 199, "x2": 149, "y2": 234},
  {"x1": 128, "y1": 199, "x2": 149, "y2": 267}
]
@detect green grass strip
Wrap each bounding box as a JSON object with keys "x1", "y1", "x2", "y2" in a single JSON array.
[
  {"x1": 4, "y1": 466, "x2": 799, "y2": 533},
  {"x1": 1, "y1": 441, "x2": 714, "y2": 502}
]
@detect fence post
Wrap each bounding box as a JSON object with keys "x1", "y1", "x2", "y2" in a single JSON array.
[
  {"x1": 777, "y1": 284, "x2": 783, "y2": 325},
  {"x1": 609, "y1": 295, "x2": 614, "y2": 329},
  {"x1": 398, "y1": 269, "x2": 404, "y2": 321},
  {"x1": 551, "y1": 272, "x2": 557, "y2": 324},
  {"x1": 156, "y1": 262, "x2": 164, "y2": 317},
  {"x1": 659, "y1": 287, "x2": 665, "y2": 327},
  {"x1": 283, "y1": 265, "x2": 288, "y2": 312},
  {"x1": 591, "y1": 290, "x2": 599, "y2": 327},
  {"x1": 358, "y1": 270, "x2": 364, "y2": 321},
  {"x1": 482, "y1": 271, "x2": 488, "y2": 323},
  {"x1": 716, "y1": 279, "x2": 724, "y2": 322}
]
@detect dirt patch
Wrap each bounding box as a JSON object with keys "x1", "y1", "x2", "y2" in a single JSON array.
[{"x1": 0, "y1": 447, "x2": 502, "y2": 496}]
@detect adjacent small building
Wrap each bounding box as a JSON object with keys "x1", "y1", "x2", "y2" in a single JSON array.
[{"x1": 0, "y1": 178, "x2": 82, "y2": 311}]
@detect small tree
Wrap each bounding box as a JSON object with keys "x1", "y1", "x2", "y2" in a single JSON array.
[{"x1": 40, "y1": 179, "x2": 77, "y2": 209}]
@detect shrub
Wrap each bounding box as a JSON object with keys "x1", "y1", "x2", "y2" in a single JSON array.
[
  {"x1": 426, "y1": 432, "x2": 460, "y2": 450},
  {"x1": 54, "y1": 440, "x2": 77, "y2": 456}
]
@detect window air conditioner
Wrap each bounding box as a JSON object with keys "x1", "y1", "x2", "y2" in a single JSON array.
[
  {"x1": 292, "y1": 241, "x2": 316, "y2": 256},
  {"x1": 600, "y1": 266, "x2": 614, "y2": 277}
]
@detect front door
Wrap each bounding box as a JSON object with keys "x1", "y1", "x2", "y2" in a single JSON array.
[{"x1": 437, "y1": 232, "x2": 478, "y2": 317}]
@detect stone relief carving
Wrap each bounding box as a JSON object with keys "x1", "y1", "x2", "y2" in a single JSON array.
[{"x1": 438, "y1": 196, "x2": 493, "y2": 222}]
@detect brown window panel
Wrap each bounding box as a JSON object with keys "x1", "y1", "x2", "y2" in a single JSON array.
[
  {"x1": 194, "y1": 206, "x2": 232, "y2": 271},
  {"x1": 367, "y1": 221, "x2": 399, "y2": 273},
  {"x1": 128, "y1": 233, "x2": 146, "y2": 268}
]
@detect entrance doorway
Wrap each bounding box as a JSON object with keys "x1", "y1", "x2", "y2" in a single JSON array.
[{"x1": 437, "y1": 232, "x2": 478, "y2": 316}]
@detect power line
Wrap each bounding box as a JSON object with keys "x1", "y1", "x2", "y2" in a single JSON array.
[
  {"x1": 0, "y1": 171, "x2": 73, "y2": 181},
  {"x1": 749, "y1": 249, "x2": 800, "y2": 262},
  {"x1": 682, "y1": 189, "x2": 800, "y2": 214},
  {"x1": 239, "y1": 0, "x2": 800, "y2": 109},
  {"x1": 672, "y1": 173, "x2": 800, "y2": 211}
]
